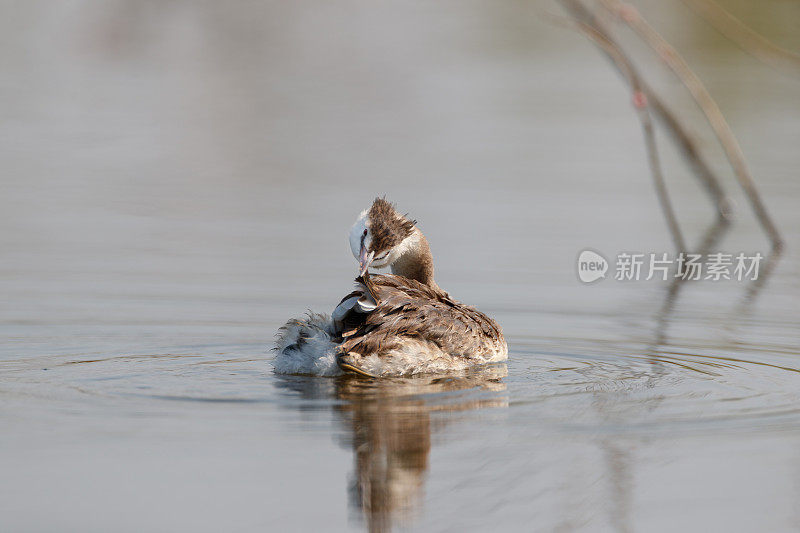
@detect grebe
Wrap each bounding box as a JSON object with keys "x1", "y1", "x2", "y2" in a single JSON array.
[{"x1": 274, "y1": 198, "x2": 508, "y2": 377}]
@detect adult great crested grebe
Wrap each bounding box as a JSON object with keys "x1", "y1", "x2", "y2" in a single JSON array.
[{"x1": 274, "y1": 198, "x2": 507, "y2": 377}]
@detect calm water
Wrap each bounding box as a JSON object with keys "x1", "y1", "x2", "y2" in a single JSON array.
[{"x1": 2, "y1": 1, "x2": 800, "y2": 531}]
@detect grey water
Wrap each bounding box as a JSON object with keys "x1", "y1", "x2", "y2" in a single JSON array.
[{"x1": 2, "y1": 1, "x2": 800, "y2": 531}]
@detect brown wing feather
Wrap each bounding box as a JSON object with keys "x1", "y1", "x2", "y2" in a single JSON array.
[{"x1": 335, "y1": 274, "x2": 505, "y2": 361}]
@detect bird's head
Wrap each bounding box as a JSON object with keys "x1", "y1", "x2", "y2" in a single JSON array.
[{"x1": 349, "y1": 198, "x2": 417, "y2": 276}]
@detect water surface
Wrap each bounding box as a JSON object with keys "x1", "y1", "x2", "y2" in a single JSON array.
[{"x1": 2, "y1": 1, "x2": 800, "y2": 531}]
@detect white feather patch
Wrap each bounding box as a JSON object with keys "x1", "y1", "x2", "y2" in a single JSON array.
[
  {"x1": 273, "y1": 313, "x2": 341, "y2": 376},
  {"x1": 356, "y1": 295, "x2": 377, "y2": 312}
]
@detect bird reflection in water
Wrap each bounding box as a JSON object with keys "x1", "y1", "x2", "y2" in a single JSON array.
[{"x1": 276, "y1": 364, "x2": 507, "y2": 532}]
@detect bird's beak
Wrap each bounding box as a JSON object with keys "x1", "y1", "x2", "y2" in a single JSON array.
[{"x1": 359, "y1": 245, "x2": 375, "y2": 277}]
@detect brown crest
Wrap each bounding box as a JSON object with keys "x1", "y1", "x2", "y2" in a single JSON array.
[{"x1": 367, "y1": 197, "x2": 416, "y2": 254}]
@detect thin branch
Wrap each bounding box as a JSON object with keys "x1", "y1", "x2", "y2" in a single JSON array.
[
  {"x1": 556, "y1": 0, "x2": 732, "y2": 227},
  {"x1": 682, "y1": 0, "x2": 800, "y2": 77},
  {"x1": 646, "y1": 94, "x2": 732, "y2": 222},
  {"x1": 598, "y1": 0, "x2": 783, "y2": 250},
  {"x1": 561, "y1": 15, "x2": 687, "y2": 253}
]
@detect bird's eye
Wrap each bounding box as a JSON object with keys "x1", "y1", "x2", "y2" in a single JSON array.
[{"x1": 362, "y1": 229, "x2": 368, "y2": 237}]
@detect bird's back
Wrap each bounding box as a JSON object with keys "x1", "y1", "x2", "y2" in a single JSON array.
[{"x1": 334, "y1": 274, "x2": 507, "y2": 376}]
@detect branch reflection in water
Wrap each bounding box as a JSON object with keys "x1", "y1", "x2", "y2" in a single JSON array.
[
  {"x1": 275, "y1": 365, "x2": 508, "y2": 532},
  {"x1": 649, "y1": 214, "x2": 782, "y2": 354}
]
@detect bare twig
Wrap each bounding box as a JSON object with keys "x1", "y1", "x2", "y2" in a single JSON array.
[
  {"x1": 553, "y1": 10, "x2": 686, "y2": 252},
  {"x1": 556, "y1": 0, "x2": 732, "y2": 233},
  {"x1": 598, "y1": 0, "x2": 783, "y2": 250},
  {"x1": 646, "y1": 95, "x2": 733, "y2": 222},
  {"x1": 555, "y1": 0, "x2": 782, "y2": 349},
  {"x1": 682, "y1": 0, "x2": 800, "y2": 77}
]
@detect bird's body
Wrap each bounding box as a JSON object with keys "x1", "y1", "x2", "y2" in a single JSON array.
[
  {"x1": 274, "y1": 198, "x2": 508, "y2": 377},
  {"x1": 333, "y1": 273, "x2": 506, "y2": 376}
]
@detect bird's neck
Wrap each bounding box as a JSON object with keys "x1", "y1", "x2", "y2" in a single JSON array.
[{"x1": 390, "y1": 230, "x2": 438, "y2": 289}]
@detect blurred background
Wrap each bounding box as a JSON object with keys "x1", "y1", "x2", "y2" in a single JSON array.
[{"x1": 1, "y1": 1, "x2": 799, "y2": 531}]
